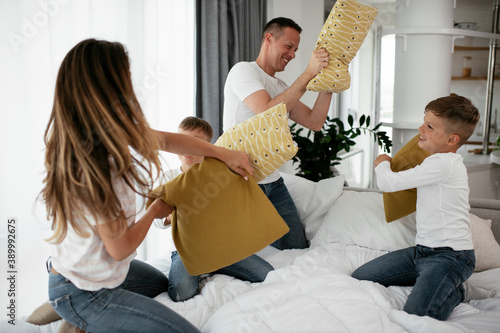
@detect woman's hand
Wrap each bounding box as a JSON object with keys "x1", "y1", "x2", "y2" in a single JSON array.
[{"x1": 218, "y1": 149, "x2": 253, "y2": 180}]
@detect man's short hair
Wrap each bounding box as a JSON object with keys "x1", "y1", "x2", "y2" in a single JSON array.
[{"x1": 262, "y1": 17, "x2": 302, "y2": 43}]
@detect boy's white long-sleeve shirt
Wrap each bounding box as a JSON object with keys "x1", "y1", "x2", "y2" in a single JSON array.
[{"x1": 375, "y1": 153, "x2": 473, "y2": 251}]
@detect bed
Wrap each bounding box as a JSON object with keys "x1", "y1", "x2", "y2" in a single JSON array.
[{"x1": 4, "y1": 172, "x2": 500, "y2": 333}]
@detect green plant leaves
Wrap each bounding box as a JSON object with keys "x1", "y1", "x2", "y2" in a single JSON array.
[
  {"x1": 290, "y1": 115, "x2": 392, "y2": 182},
  {"x1": 348, "y1": 114, "x2": 354, "y2": 127},
  {"x1": 359, "y1": 114, "x2": 365, "y2": 126}
]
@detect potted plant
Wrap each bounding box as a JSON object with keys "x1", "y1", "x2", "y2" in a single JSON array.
[{"x1": 289, "y1": 114, "x2": 392, "y2": 182}]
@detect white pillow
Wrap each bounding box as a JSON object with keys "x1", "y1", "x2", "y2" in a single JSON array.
[
  {"x1": 310, "y1": 190, "x2": 416, "y2": 251},
  {"x1": 311, "y1": 190, "x2": 500, "y2": 272},
  {"x1": 470, "y1": 213, "x2": 500, "y2": 272},
  {"x1": 281, "y1": 172, "x2": 345, "y2": 241}
]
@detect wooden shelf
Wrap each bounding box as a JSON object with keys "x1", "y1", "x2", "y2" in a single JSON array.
[
  {"x1": 454, "y1": 46, "x2": 498, "y2": 51},
  {"x1": 452, "y1": 76, "x2": 500, "y2": 80}
]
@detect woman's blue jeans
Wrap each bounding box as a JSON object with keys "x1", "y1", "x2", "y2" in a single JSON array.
[
  {"x1": 352, "y1": 245, "x2": 475, "y2": 320},
  {"x1": 168, "y1": 251, "x2": 273, "y2": 302},
  {"x1": 259, "y1": 177, "x2": 308, "y2": 250},
  {"x1": 48, "y1": 259, "x2": 200, "y2": 332}
]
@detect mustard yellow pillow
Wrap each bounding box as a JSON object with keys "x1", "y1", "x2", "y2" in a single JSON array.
[
  {"x1": 147, "y1": 158, "x2": 289, "y2": 276},
  {"x1": 383, "y1": 134, "x2": 431, "y2": 222},
  {"x1": 215, "y1": 103, "x2": 298, "y2": 182},
  {"x1": 307, "y1": 0, "x2": 377, "y2": 93}
]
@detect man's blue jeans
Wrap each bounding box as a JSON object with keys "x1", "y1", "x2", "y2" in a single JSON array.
[
  {"x1": 259, "y1": 177, "x2": 308, "y2": 249},
  {"x1": 352, "y1": 245, "x2": 475, "y2": 320},
  {"x1": 48, "y1": 259, "x2": 200, "y2": 332},
  {"x1": 168, "y1": 251, "x2": 273, "y2": 302}
]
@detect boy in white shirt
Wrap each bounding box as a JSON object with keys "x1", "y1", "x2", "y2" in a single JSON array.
[
  {"x1": 155, "y1": 116, "x2": 274, "y2": 302},
  {"x1": 352, "y1": 94, "x2": 480, "y2": 320}
]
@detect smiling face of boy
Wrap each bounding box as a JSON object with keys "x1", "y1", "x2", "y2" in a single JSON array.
[{"x1": 417, "y1": 111, "x2": 459, "y2": 155}]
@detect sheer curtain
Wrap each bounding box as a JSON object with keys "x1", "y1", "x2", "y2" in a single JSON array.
[{"x1": 0, "y1": 0, "x2": 194, "y2": 317}]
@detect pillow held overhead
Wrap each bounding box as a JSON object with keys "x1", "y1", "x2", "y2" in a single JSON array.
[
  {"x1": 147, "y1": 158, "x2": 289, "y2": 276},
  {"x1": 215, "y1": 102, "x2": 298, "y2": 182},
  {"x1": 307, "y1": 0, "x2": 377, "y2": 93},
  {"x1": 382, "y1": 134, "x2": 431, "y2": 222}
]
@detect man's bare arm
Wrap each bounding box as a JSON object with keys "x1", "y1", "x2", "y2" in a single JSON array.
[{"x1": 243, "y1": 48, "x2": 332, "y2": 131}]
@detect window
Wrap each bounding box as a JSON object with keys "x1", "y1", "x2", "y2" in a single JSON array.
[{"x1": 0, "y1": 0, "x2": 195, "y2": 317}]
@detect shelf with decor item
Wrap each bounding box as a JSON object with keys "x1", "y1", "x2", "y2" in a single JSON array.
[
  {"x1": 452, "y1": 38, "x2": 500, "y2": 80},
  {"x1": 451, "y1": 76, "x2": 500, "y2": 80},
  {"x1": 450, "y1": 6, "x2": 500, "y2": 155}
]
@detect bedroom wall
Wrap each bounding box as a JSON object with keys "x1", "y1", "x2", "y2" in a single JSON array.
[{"x1": 267, "y1": 0, "x2": 325, "y2": 110}]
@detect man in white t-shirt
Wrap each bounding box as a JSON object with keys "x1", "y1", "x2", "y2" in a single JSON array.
[{"x1": 223, "y1": 17, "x2": 333, "y2": 250}]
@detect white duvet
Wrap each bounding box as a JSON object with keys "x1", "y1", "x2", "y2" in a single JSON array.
[
  {"x1": 4, "y1": 173, "x2": 500, "y2": 333},
  {"x1": 199, "y1": 245, "x2": 500, "y2": 333},
  {"x1": 153, "y1": 173, "x2": 500, "y2": 333}
]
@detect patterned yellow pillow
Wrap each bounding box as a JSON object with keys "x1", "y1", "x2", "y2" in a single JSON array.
[
  {"x1": 307, "y1": 0, "x2": 377, "y2": 93},
  {"x1": 383, "y1": 134, "x2": 431, "y2": 222},
  {"x1": 215, "y1": 103, "x2": 298, "y2": 182},
  {"x1": 147, "y1": 158, "x2": 289, "y2": 275}
]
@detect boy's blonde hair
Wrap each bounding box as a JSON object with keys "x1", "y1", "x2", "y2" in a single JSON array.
[
  {"x1": 425, "y1": 93, "x2": 480, "y2": 146},
  {"x1": 179, "y1": 116, "x2": 213, "y2": 141}
]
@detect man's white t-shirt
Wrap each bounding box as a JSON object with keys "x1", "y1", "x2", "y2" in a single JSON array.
[{"x1": 223, "y1": 61, "x2": 289, "y2": 184}]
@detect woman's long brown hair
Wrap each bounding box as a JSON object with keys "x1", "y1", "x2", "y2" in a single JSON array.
[{"x1": 41, "y1": 39, "x2": 162, "y2": 244}]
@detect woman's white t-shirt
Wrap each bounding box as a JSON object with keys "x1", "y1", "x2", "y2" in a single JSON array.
[{"x1": 51, "y1": 168, "x2": 137, "y2": 291}]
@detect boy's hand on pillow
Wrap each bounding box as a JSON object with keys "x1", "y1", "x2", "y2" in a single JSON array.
[
  {"x1": 375, "y1": 154, "x2": 392, "y2": 167},
  {"x1": 149, "y1": 198, "x2": 174, "y2": 220}
]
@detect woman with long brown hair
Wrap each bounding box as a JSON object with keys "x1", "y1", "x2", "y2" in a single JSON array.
[{"x1": 41, "y1": 38, "x2": 252, "y2": 332}]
